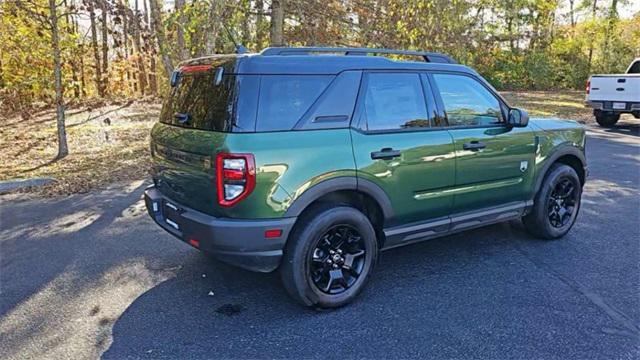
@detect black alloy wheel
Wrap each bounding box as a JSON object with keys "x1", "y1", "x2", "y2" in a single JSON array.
[
  {"x1": 281, "y1": 205, "x2": 378, "y2": 308},
  {"x1": 309, "y1": 225, "x2": 366, "y2": 294},
  {"x1": 547, "y1": 178, "x2": 578, "y2": 228}
]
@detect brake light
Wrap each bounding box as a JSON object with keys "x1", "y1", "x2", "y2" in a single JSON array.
[
  {"x1": 586, "y1": 79, "x2": 590, "y2": 94},
  {"x1": 216, "y1": 153, "x2": 256, "y2": 207}
]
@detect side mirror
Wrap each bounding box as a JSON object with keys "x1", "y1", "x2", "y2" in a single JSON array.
[{"x1": 508, "y1": 108, "x2": 529, "y2": 127}]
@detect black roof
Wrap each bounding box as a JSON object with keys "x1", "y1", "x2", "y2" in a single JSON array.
[{"x1": 181, "y1": 47, "x2": 476, "y2": 76}]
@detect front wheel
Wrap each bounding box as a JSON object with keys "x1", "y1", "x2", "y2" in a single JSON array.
[
  {"x1": 280, "y1": 206, "x2": 378, "y2": 308},
  {"x1": 523, "y1": 164, "x2": 582, "y2": 239}
]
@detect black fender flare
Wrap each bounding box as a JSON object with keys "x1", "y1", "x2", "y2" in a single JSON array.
[
  {"x1": 533, "y1": 145, "x2": 587, "y2": 195},
  {"x1": 283, "y1": 177, "x2": 394, "y2": 220}
]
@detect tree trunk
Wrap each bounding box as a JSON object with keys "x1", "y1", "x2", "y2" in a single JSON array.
[
  {"x1": 241, "y1": 0, "x2": 250, "y2": 45},
  {"x1": 75, "y1": 15, "x2": 87, "y2": 97},
  {"x1": 175, "y1": 0, "x2": 188, "y2": 59},
  {"x1": 129, "y1": 5, "x2": 147, "y2": 94},
  {"x1": 100, "y1": 0, "x2": 109, "y2": 95},
  {"x1": 149, "y1": 55, "x2": 158, "y2": 94},
  {"x1": 256, "y1": 0, "x2": 264, "y2": 49},
  {"x1": 49, "y1": 0, "x2": 68, "y2": 158},
  {"x1": 569, "y1": 0, "x2": 576, "y2": 28},
  {"x1": 63, "y1": 0, "x2": 80, "y2": 98},
  {"x1": 602, "y1": 0, "x2": 618, "y2": 72},
  {"x1": 89, "y1": 1, "x2": 104, "y2": 97},
  {"x1": 143, "y1": 0, "x2": 150, "y2": 27},
  {"x1": 269, "y1": 0, "x2": 284, "y2": 46},
  {"x1": 587, "y1": 0, "x2": 598, "y2": 72},
  {"x1": 204, "y1": 1, "x2": 223, "y2": 54},
  {"x1": 0, "y1": 53, "x2": 4, "y2": 89},
  {"x1": 149, "y1": 0, "x2": 173, "y2": 77}
]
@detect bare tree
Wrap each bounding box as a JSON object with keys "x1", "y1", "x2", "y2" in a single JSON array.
[
  {"x1": 15, "y1": 0, "x2": 69, "y2": 158},
  {"x1": 270, "y1": 0, "x2": 284, "y2": 46},
  {"x1": 128, "y1": 2, "x2": 148, "y2": 94},
  {"x1": 256, "y1": 0, "x2": 265, "y2": 49},
  {"x1": 100, "y1": 0, "x2": 109, "y2": 94},
  {"x1": 149, "y1": 0, "x2": 173, "y2": 77},
  {"x1": 175, "y1": 0, "x2": 189, "y2": 59},
  {"x1": 88, "y1": 1, "x2": 104, "y2": 96}
]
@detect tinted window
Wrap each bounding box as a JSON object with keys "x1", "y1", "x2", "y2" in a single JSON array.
[
  {"x1": 257, "y1": 75, "x2": 333, "y2": 131},
  {"x1": 628, "y1": 61, "x2": 640, "y2": 74},
  {"x1": 433, "y1": 74, "x2": 503, "y2": 126},
  {"x1": 363, "y1": 73, "x2": 430, "y2": 130},
  {"x1": 160, "y1": 72, "x2": 236, "y2": 132}
]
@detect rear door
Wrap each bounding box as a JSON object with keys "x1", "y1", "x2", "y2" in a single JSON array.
[
  {"x1": 351, "y1": 72, "x2": 455, "y2": 227},
  {"x1": 429, "y1": 72, "x2": 537, "y2": 213}
]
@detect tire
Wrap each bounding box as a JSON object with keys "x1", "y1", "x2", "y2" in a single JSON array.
[
  {"x1": 595, "y1": 112, "x2": 620, "y2": 127},
  {"x1": 523, "y1": 164, "x2": 582, "y2": 239},
  {"x1": 280, "y1": 205, "x2": 378, "y2": 308}
]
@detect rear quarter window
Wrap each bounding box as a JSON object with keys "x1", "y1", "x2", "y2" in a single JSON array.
[{"x1": 256, "y1": 75, "x2": 334, "y2": 131}]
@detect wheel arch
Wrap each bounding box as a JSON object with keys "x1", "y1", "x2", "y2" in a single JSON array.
[
  {"x1": 283, "y1": 177, "x2": 393, "y2": 246},
  {"x1": 534, "y1": 146, "x2": 586, "y2": 195}
]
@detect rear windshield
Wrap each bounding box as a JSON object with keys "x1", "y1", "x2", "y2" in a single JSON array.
[{"x1": 160, "y1": 71, "x2": 237, "y2": 132}]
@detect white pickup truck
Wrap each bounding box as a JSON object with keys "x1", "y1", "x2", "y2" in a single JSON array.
[{"x1": 585, "y1": 58, "x2": 640, "y2": 127}]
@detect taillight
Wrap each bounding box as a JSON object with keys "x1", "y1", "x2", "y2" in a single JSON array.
[
  {"x1": 586, "y1": 79, "x2": 590, "y2": 94},
  {"x1": 216, "y1": 153, "x2": 256, "y2": 207}
]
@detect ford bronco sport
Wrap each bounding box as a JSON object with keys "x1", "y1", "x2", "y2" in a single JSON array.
[{"x1": 144, "y1": 47, "x2": 587, "y2": 308}]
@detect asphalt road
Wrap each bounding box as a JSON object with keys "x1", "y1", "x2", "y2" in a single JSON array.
[{"x1": 1, "y1": 120, "x2": 639, "y2": 359}]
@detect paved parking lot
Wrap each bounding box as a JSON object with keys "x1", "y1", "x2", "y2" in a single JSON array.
[{"x1": 1, "y1": 121, "x2": 638, "y2": 359}]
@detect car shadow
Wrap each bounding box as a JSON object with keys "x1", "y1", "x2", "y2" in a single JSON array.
[
  {"x1": 103, "y1": 131, "x2": 640, "y2": 358},
  {"x1": 601, "y1": 121, "x2": 639, "y2": 137}
]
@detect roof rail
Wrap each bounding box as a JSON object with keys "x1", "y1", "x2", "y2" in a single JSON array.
[{"x1": 260, "y1": 47, "x2": 457, "y2": 64}]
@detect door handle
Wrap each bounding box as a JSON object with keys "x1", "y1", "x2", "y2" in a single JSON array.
[
  {"x1": 371, "y1": 148, "x2": 401, "y2": 160},
  {"x1": 463, "y1": 141, "x2": 486, "y2": 151}
]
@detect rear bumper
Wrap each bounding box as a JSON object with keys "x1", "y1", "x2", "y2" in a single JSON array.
[
  {"x1": 144, "y1": 186, "x2": 296, "y2": 272},
  {"x1": 585, "y1": 100, "x2": 640, "y2": 113}
]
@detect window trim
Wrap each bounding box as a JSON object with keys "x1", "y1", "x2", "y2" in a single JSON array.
[
  {"x1": 352, "y1": 70, "x2": 439, "y2": 134},
  {"x1": 428, "y1": 71, "x2": 511, "y2": 130}
]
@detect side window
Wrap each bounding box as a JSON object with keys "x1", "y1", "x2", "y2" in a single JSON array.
[
  {"x1": 363, "y1": 73, "x2": 430, "y2": 131},
  {"x1": 628, "y1": 61, "x2": 640, "y2": 74},
  {"x1": 432, "y1": 74, "x2": 503, "y2": 127},
  {"x1": 257, "y1": 75, "x2": 333, "y2": 131}
]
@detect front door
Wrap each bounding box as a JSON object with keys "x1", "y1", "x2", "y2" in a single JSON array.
[
  {"x1": 351, "y1": 72, "x2": 456, "y2": 227},
  {"x1": 429, "y1": 72, "x2": 537, "y2": 213}
]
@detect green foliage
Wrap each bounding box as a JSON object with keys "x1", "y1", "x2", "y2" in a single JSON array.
[{"x1": 1, "y1": 0, "x2": 639, "y2": 112}]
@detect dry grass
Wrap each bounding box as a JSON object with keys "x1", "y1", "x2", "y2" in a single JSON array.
[
  {"x1": 501, "y1": 90, "x2": 592, "y2": 123},
  {"x1": 0, "y1": 90, "x2": 599, "y2": 196},
  {"x1": 0, "y1": 99, "x2": 161, "y2": 195}
]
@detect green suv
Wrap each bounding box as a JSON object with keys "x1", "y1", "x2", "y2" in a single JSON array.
[{"x1": 144, "y1": 47, "x2": 587, "y2": 308}]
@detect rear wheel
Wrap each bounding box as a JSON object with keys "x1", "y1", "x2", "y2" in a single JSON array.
[
  {"x1": 595, "y1": 111, "x2": 620, "y2": 127},
  {"x1": 523, "y1": 164, "x2": 582, "y2": 239},
  {"x1": 280, "y1": 205, "x2": 378, "y2": 308}
]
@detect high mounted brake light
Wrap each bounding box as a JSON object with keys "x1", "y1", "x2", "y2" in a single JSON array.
[{"x1": 216, "y1": 153, "x2": 256, "y2": 207}]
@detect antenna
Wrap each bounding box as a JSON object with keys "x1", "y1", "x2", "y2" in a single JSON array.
[{"x1": 222, "y1": 24, "x2": 248, "y2": 54}]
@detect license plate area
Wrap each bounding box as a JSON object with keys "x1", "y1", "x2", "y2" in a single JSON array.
[
  {"x1": 163, "y1": 201, "x2": 182, "y2": 231},
  {"x1": 612, "y1": 102, "x2": 626, "y2": 110}
]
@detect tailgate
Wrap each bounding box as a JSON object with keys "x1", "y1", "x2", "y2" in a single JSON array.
[
  {"x1": 588, "y1": 75, "x2": 640, "y2": 103},
  {"x1": 150, "y1": 123, "x2": 226, "y2": 216},
  {"x1": 150, "y1": 60, "x2": 238, "y2": 216}
]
